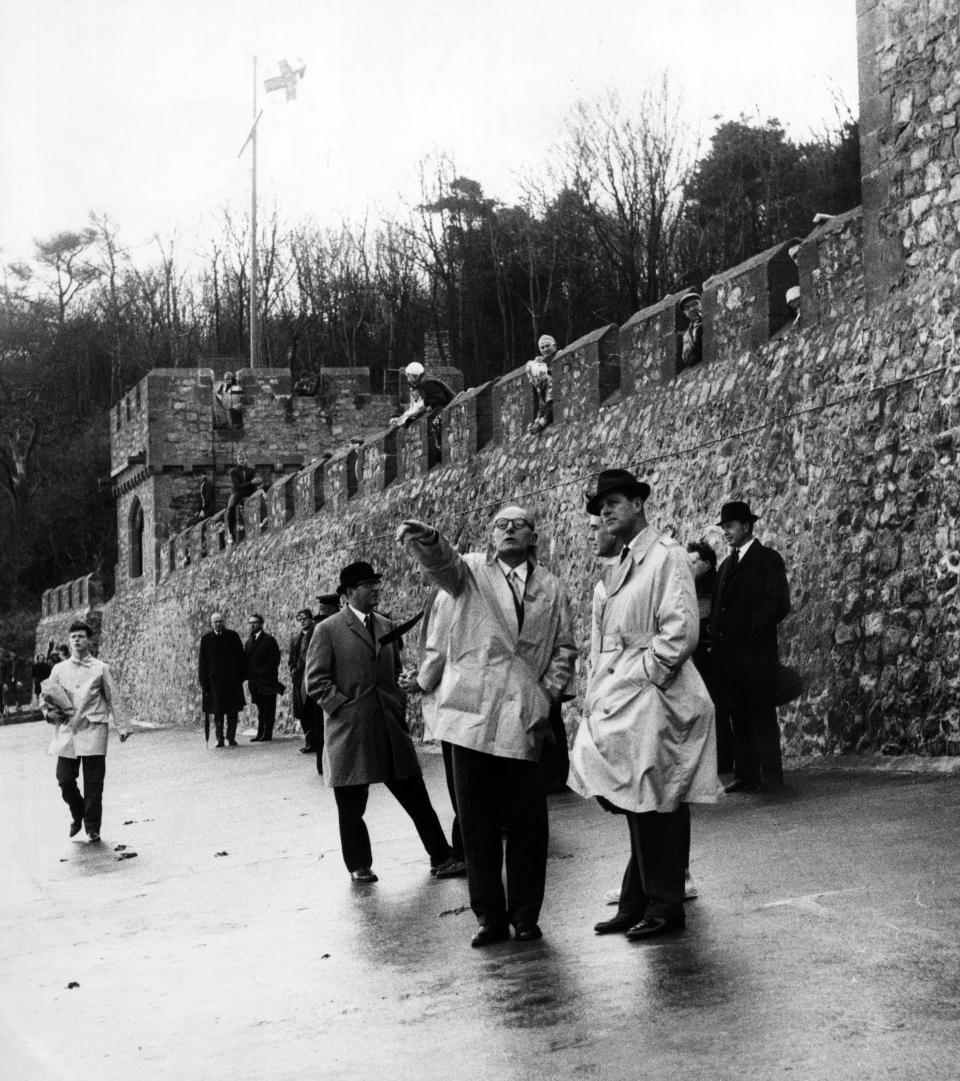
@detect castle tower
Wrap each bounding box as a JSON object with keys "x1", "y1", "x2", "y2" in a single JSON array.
[{"x1": 110, "y1": 366, "x2": 394, "y2": 589}]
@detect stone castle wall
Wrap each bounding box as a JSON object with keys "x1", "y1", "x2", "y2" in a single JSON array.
[{"x1": 37, "y1": 0, "x2": 960, "y2": 754}]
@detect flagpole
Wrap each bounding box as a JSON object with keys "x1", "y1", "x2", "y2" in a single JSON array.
[{"x1": 250, "y1": 55, "x2": 259, "y2": 370}]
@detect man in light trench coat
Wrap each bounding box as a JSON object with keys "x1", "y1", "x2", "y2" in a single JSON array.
[
  {"x1": 571, "y1": 469, "x2": 719, "y2": 941},
  {"x1": 397, "y1": 507, "x2": 577, "y2": 947}
]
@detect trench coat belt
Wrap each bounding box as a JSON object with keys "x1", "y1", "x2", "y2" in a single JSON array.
[{"x1": 597, "y1": 631, "x2": 655, "y2": 653}]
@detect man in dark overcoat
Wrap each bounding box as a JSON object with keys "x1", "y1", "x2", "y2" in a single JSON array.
[
  {"x1": 303, "y1": 561, "x2": 453, "y2": 882},
  {"x1": 289, "y1": 607, "x2": 320, "y2": 754},
  {"x1": 197, "y1": 612, "x2": 246, "y2": 747},
  {"x1": 245, "y1": 613, "x2": 282, "y2": 742},
  {"x1": 709, "y1": 500, "x2": 791, "y2": 792}
]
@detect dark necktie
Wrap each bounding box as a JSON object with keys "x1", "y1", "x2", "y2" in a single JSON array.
[
  {"x1": 364, "y1": 613, "x2": 376, "y2": 643},
  {"x1": 506, "y1": 570, "x2": 525, "y2": 632}
]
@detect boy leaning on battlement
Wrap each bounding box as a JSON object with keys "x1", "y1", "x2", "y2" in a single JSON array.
[{"x1": 40, "y1": 621, "x2": 133, "y2": 843}]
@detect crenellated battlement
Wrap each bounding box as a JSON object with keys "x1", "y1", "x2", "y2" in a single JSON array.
[{"x1": 133, "y1": 206, "x2": 865, "y2": 585}]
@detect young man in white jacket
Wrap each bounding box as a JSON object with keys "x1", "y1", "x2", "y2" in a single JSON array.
[{"x1": 41, "y1": 621, "x2": 132, "y2": 842}]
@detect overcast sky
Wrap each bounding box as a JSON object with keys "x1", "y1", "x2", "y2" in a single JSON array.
[{"x1": 0, "y1": 0, "x2": 858, "y2": 268}]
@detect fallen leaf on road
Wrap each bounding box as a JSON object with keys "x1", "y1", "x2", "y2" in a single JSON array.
[
  {"x1": 115, "y1": 852, "x2": 138, "y2": 861},
  {"x1": 214, "y1": 851, "x2": 229, "y2": 857},
  {"x1": 439, "y1": 906, "x2": 470, "y2": 918},
  {"x1": 67, "y1": 982, "x2": 79, "y2": 989},
  {"x1": 114, "y1": 844, "x2": 127, "y2": 851}
]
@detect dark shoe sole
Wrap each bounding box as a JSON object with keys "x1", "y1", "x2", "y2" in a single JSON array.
[
  {"x1": 594, "y1": 915, "x2": 642, "y2": 935},
  {"x1": 626, "y1": 919, "x2": 684, "y2": 941},
  {"x1": 471, "y1": 926, "x2": 511, "y2": 948}
]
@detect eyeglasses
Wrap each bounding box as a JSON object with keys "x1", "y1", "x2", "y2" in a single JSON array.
[{"x1": 493, "y1": 517, "x2": 532, "y2": 531}]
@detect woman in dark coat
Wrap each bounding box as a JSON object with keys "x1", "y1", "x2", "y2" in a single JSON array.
[{"x1": 687, "y1": 540, "x2": 730, "y2": 773}]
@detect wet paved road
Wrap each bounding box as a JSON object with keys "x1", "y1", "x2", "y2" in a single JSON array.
[{"x1": 2, "y1": 721, "x2": 959, "y2": 1081}]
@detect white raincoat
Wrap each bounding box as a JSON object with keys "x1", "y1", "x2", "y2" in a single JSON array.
[
  {"x1": 571, "y1": 525, "x2": 720, "y2": 813},
  {"x1": 406, "y1": 532, "x2": 577, "y2": 762}
]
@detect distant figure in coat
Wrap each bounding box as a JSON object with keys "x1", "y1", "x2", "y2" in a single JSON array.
[
  {"x1": 197, "y1": 613, "x2": 246, "y2": 747},
  {"x1": 193, "y1": 469, "x2": 215, "y2": 523},
  {"x1": 245, "y1": 613, "x2": 282, "y2": 743},
  {"x1": 571, "y1": 469, "x2": 718, "y2": 942},
  {"x1": 303, "y1": 561, "x2": 455, "y2": 883},
  {"x1": 678, "y1": 290, "x2": 703, "y2": 370},
  {"x1": 397, "y1": 508, "x2": 577, "y2": 947},
  {"x1": 226, "y1": 450, "x2": 260, "y2": 544},
  {"x1": 289, "y1": 608, "x2": 319, "y2": 753},
  {"x1": 32, "y1": 652, "x2": 52, "y2": 708},
  {"x1": 709, "y1": 501, "x2": 791, "y2": 792},
  {"x1": 525, "y1": 334, "x2": 558, "y2": 434}
]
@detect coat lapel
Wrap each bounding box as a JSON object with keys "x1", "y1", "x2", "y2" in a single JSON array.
[
  {"x1": 605, "y1": 526, "x2": 658, "y2": 602},
  {"x1": 345, "y1": 609, "x2": 377, "y2": 655}
]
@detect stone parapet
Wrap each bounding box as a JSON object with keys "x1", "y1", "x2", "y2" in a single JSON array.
[
  {"x1": 554, "y1": 324, "x2": 620, "y2": 422},
  {"x1": 492, "y1": 366, "x2": 534, "y2": 444},
  {"x1": 619, "y1": 291, "x2": 689, "y2": 394},
  {"x1": 703, "y1": 240, "x2": 799, "y2": 367}
]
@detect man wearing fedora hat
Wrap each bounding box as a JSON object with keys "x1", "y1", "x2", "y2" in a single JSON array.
[
  {"x1": 571, "y1": 469, "x2": 718, "y2": 941},
  {"x1": 303, "y1": 560, "x2": 454, "y2": 882},
  {"x1": 709, "y1": 501, "x2": 791, "y2": 792},
  {"x1": 397, "y1": 507, "x2": 576, "y2": 947}
]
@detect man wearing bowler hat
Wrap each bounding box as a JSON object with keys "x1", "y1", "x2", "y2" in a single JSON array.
[
  {"x1": 303, "y1": 560, "x2": 455, "y2": 882},
  {"x1": 709, "y1": 500, "x2": 791, "y2": 792},
  {"x1": 571, "y1": 469, "x2": 718, "y2": 941}
]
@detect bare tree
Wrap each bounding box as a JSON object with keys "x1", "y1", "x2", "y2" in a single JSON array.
[{"x1": 558, "y1": 80, "x2": 696, "y2": 313}]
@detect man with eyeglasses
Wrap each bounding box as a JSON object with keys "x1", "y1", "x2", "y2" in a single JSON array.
[{"x1": 397, "y1": 507, "x2": 576, "y2": 947}]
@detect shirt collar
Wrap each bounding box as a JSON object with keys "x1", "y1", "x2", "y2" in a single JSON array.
[
  {"x1": 496, "y1": 558, "x2": 529, "y2": 583},
  {"x1": 348, "y1": 604, "x2": 372, "y2": 624},
  {"x1": 735, "y1": 538, "x2": 756, "y2": 558},
  {"x1": 68, "y1": 654, "x2": 94, "y2": 667}
]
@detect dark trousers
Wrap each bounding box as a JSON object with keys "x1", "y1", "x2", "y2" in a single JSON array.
[
  {"x1": 451, "y1": 744, "x2": 548, "y2": 929},
  {"x1": 213, "y1": 712, "x2": 238, "y2": 743},
  {"x1": 56, "y1": 755, "x2": 106, "y2": 834},
  {"x1": 440, "y1": 741, "x2": 464, "y2": 861},
  {"x1": 617, "y1": 803, "x2": 689, "y2": 925},
  {"x1": 252, "y1": 693, "x2": 277, "y2": 740},
  {"x1": 729, "y1": 698, "x2": 783, "y2": 787},
  {"x1": 332, "y1": 776, "x2": 450, "y2": 872},
  {"x1": 539, "y1": 701, "x2": 570, "y2": 792},
  {"x1": 226, "y1": 494, "x2": 242, "y2": 540},
  {"x1": 298, "y1": 682, "x2": 323, "y2": 758}
]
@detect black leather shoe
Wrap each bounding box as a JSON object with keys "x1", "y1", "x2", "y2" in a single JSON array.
[
  {"x1": 215, "y1": 741, "x2": 225, "y2": 748},
  {"x1": 251, "y1": 736, "x2": 262, "y2": 742},
  {"x1": 300, "y1": 746, "x2": 314, "y2": 754},
  {"x1": 87, "y1": 832, "x2": 101, "y2": 843},
  {"x1": 350, "y1": 868, "x2": 378, "y2": 883},
  {"x1": 724, "y1": 778, "x2": 762, "y2": 793},
  {"x1": 228, "y1": 740, "x2": 237, "y2": 746},
  {"x1": 471, "y1": 924, "x2": 510, "y2": 948},
  {"x1": 69, "y1": 819, "x2": 83, "y2": 838},
  {"x1": 625, "y1": 916, "x2": 684, "y2": 940},
  {"x1": 514, "y1": 923, "x2": 542, "y2": 942},
  {"x1": 594, "y1": 912, "x2": 641, "y2": 935}
]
